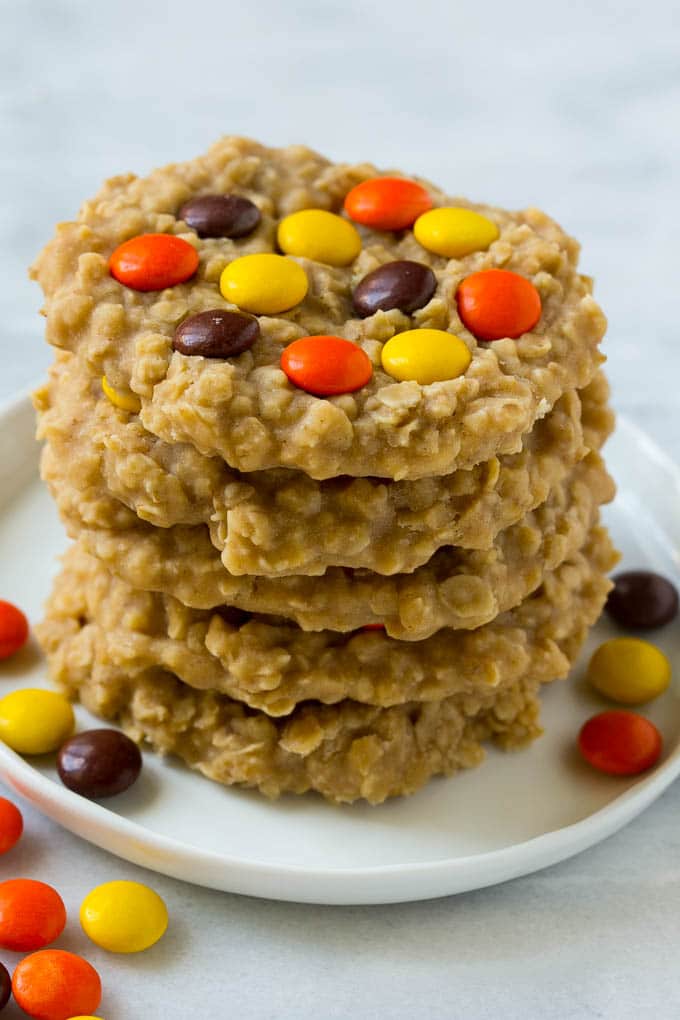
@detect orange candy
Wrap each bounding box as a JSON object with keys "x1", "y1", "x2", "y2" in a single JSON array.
[
  {"x1": 109, "y1": 233, "x2": 199, "y2": 291},
  {"x1": 578, "y1": 710, "x2": 662, "y2": 776},
  {"x1": 344, "y1": 177, "x2": 432, "y2": 231},
  {"x1": 0, "y1": 599, "x2": 29, "y2": 660},
  {"x1": 281, "y1": 335, "x2": 373, "y2": 396},
  {"x1": 0, "y1": 797, "x2": 23, "y2": 854},
  {"x1": 456, "y1": 269, "x2": 542, "y2": 341},
  {"x1": 12, "y1": 949, "x2": 102, "y2": 1020},
  {"x1": 0, "y1": 879, "x2": 66, "y2": 951}
]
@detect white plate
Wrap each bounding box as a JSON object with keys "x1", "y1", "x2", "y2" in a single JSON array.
[{"x1": 0, "y1": 391, "x2": 679, "y2": 905}]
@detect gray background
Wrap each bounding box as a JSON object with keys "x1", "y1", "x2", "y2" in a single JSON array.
[{"x1": 1, "y1": 1, "x2": 679, "y2": 1017}]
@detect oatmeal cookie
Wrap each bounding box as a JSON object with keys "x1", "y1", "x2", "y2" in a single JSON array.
[
  {"x1": 37, "y1": 531, "x2": 617, "y2": 801},
  {"x1": 38, "y1": 529, "x2": 618, "y2": 717},
  {"x1": 44, "y1": 444, "x2": 614, "y2": 638},
  {"x1": 36, "y1": 354, "x2": 613, "y2": 575},
  {"x1": 31, "y1": 137, "x2": 606, "y2": 481}
]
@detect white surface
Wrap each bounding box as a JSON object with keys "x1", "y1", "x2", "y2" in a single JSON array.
[
  {"x1": 1, "y1": 396, "x2": 680, "y2": 909},
  {"x1": 1, "y1": 0, "x2": 680, "y2": 1014}
]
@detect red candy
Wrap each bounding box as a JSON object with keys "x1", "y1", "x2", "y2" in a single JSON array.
[
  {"x1": 12, "y1": 949, "x2": 102, "y2": 1020},
  {"x1": 344, "y1": 177, "x2": 432, "y2": 231},
  {"x1": 281, "y1": 335, "x2": 373, "y2": 396},
  {"x1": 0, "y1": 879, "x2": 66, "y2": 951},
  {"x1": 109, "y1": 233, "x2": 199, "y2": 291},
  {"x1": 0, "y1": 797, "x2": 23, "y2": 854},
  {"x1": 578, "y1": 710, "x2": 663, "y2": 776},
  {"x1": 457, "y1": 269, "x2": 542, "y2": 341},
  {"x1": 0, "y1": 599, "x2": 29, "y2": 660}
]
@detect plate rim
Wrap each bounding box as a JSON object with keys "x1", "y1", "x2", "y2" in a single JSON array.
[{"x1": 1, "y1": 393, "x2": 679, "y2": 904}]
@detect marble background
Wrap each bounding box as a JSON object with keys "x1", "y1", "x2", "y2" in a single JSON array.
[{"x1": 1, "y1": 0, "x2": 679, "y2": 1016}]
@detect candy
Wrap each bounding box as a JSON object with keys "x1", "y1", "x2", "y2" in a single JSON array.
[
  {"x1": 101, "y1": 375, "x2": 141, "y2": 413},
  {"x1": 12, "y1": 950, "x2": 101, "y2": 1020},
  {"x1": 109, "y1": 233, "x2": 198, "y2": 291},
  {"x1": 381, "y1": 328, "x2": 471, "y2": 384},
  {"x1": 173, "y1": 309, "x2": 260, "y2": 358},
  {"x1": 0, "y1": 963, "x2": 9, "y2": 1011},
  {"x1": 0, "y1": 599, "x2": 29, "y2": 660},
  {"x1": 578, "y1": 710, "x2": 662, "y2": 776},
  {"x1": 0, "y1": 689, "x2": 74, "y2": 755},
  {"x1": 80, "y1": 880, "x2": 168, "y2": 953},
  {"x1": 220, "y1": 253, "x2": 308, "y2": 314},
  {"x1": 281, "y1": 335, "x2": 373, "y2": 396},
  {"x1": 457, "y1": 269, "x2": 542, "y2": 341},
  {"x1": 179, "y1": 194, "x2": 261, "y2": 239},
  {"x1": 353, "y1": 260, "x2": 437, "y2": 318},
  {"x1": 277, "y1": 209, "x2": 361, "y2": 267},
  {"x1": 587, "y1": 637, "x2": 671, "y2": 705},
  {"x1": 344, "y1": 177, "x2": 432, "y2": 231},
  {"x1": 0, "y1": 879, "x2": 66, "y2": 951},
  {"x1": 606, "y1": 570, "x2": 679, "y2": 629},
  {"x1": 413, "y1": 207, "x2": 499, "y2": 259},
  {"x1": 0, "y1": 796, "x2": 23, "y2": 854},
  {"x1": 57, "y1": 729, "x2": 142, "y2": 799}
]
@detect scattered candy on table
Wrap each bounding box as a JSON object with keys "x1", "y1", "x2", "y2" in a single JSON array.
[
  {"x1": 179, "y1": 193, "x2": 261, "y2": 239},
  {"x1": 80, "y1": 880, "x2": 168, "y2": 954},
  {"x1": 173, "y1": 309, "x2": 260, "y2": 359},
  {"x1": 109, "y1": 233, "x2": 199, "y2": 291},
  {"x1": 0, "y1": 600, "x2": 29, "y2": 660},
  {"x1": 587, "y1": 637, "x2": 671, "y2": 705},
  {"x1": 281, "y1": 335, "x2": 373, "y2": 396},
  {"x1": 277, "y1": 209, "x2": 361, "y2": 266},
  {"x1": 0, "y1": 689, "x2": 74, "y2": 756},
  {"x1": 578, "y1": 710, "x2": 663, "y2": 776},
  {"x1": 57, "y1": 729, "x2": 143, "y2": 799},
  {"x1": 12, "y1": 949, "x2": 102, "y2": 1020},
  {"x1": 0, "y1": 962, "x2": 10, "y2": 1011},
  {"x1": 457, "y1": 268, "x2": 542, "y2": 341},
  {"x1": 352, "y1": 260, "x2": 437, "y2": 317},
  {"x1": 220, "y1": 253, "x2": 308, "y2": 314},
  {"x1": 0, "y1": 797, "x2": 23, "y2": 854},
  {"x1": 344, "y1": 177, "x2": 432, "y2": 231},
  {"x1": 414, "y1": 207, "x2": 499, "y2": 259},
  {"x1": 101, "y1": 376, "x2": 141, "y2": 413},
  {"x1": 0, "y1": 879, "x2": 66, "y2": 952},
  {"x1": 381, "y1": 328, "x2": 471, "y2": 384},
  {"x1": 606, "y1": 570, "x2": 679, "y2": 629}
]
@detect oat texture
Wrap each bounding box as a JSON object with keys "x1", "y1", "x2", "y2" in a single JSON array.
[
  {"x1": 36, "y1": 354, "x2": 613, "y2": 575},
  {"x1": 31, "y1": 136, "x2": 607, "y2": 480},
  {"x1": 37, "y1": 531, "x2": 617, "y2": 801}
]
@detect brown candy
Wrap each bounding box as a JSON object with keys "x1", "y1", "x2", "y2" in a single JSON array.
[
  {"x1": 57, "y1": 729, "x2": 142, "y2": 799},
  {"x1": 0, "y1": 962, "x2": 10, "y2": 1010},
  {"x1": 606, "y1": 570, "x2": 679, "y2": 629},
  {"x1": 179, "y1": 194, "x2": 261, "y2": 239},
  {"x1": 353, "y1": 260, "x2": 436, "y2": 318},
  {"x1": 173, "y1": 309, "x2": 260, "y2": 358}
]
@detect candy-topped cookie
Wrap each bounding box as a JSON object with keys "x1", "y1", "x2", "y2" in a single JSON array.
[{"x1": 31, "y1": 137, "x2": 606, "y2": 480}]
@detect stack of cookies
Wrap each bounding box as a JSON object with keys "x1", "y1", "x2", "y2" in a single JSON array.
[{"x1": 31, "y1": 137, "x2": 617, "y2": 803}]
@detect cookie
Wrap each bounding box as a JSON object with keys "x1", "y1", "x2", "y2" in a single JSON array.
[
  {"x1": 37, "y1": 532, "x2": 617, "y2": 802},
  {"x1": 36, "y1": 354, "x2": 613, "y2": 575},
  {"x1": 31, "y1": 137, "x2": 606, "y2": 481},
  {"x1": 43, "y1": 444, "x2": 614, "y2": 638}
]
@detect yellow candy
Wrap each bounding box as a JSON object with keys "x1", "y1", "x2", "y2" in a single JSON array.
[
  {"x1": 277, "y1": 209, "x2": 362, "y2": 267},
  {"x1": 0, "y1": 689, "x2": 75, "y2": 755},
  {"x1": 81, "y1": 880, "x2": 168, "y2": 954},
  {"x1": 587, "y1": 637, "x2": 671, "y2": 705},
  {"x1": 413, "y1": 207, "x2": 499, "y2": 259},
  {"x1": 381, "y1": 329, "x2": 471, "y2": 384},
  {"x1": 220, "y1": 253, "x2": 308, "y2": 315},
  {"x1": 101, "y1": 375, "x2": 141, "y2": 413}
]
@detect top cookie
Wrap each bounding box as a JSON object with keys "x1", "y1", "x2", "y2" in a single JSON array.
[{"x1": 31, "y1": 137, "x2": 607, "y2": 480}]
